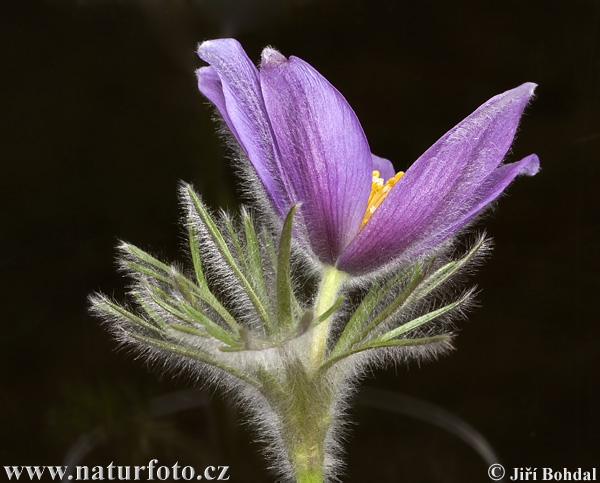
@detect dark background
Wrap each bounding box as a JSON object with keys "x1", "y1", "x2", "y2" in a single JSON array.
[{"x1": 1, "y1": 0, "x2": 598, "y2": 481}]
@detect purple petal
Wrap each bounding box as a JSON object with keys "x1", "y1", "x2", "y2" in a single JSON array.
[
  {"x1": 372, "y1": 154, "x2": 396, "y2": 182},
  {"x1": 442, "y1": 153, "x2": 540, "y2": 236},
  {"x1": 260, "y1": 48, "x2": 372, "y2": 264},
  {"x1": 338, "y1": 83, "x2": 537, "y2": 275},
  {"x1": 196, "y1": 39, "x2": 289, "y2": 216},
  {"x1": 196, "y1": 66, "x2": 238, "y2": 139}
]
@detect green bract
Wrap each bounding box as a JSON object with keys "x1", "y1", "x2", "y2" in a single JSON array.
[{"x1": 91, "y1": 184, "x2": 484, "y2": 482}]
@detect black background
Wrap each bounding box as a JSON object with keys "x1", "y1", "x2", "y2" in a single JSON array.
[{"x1": 1, "y1": 1, "x2": 598, "y2": 481}]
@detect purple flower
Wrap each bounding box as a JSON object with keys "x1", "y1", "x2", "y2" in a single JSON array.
[{"x1": 196, "y1": 39, "x2": 539, "y2": 276}]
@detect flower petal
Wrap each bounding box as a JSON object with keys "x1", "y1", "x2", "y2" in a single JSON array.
[
  {"x1": 196, "y1": 66, "x2": 238, "y2": 138},
  {"x1": 259, "y1": 48, "x2": 372, "y2": 264},
  {"x1": 441, "y1": 153, "x2": 539, "y2": 236},
  {"x1": 196, "y1": 39, "x2": 289, "y2": 216},
  {"x1": 372, "y1": 154, "x2": 396, "y2": 182},
  {"x1": 338, "y1": 83, "x2": 537, "y2": 275}
]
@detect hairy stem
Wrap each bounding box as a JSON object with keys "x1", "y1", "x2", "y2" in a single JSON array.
[
  {"x1": 294, "y1": 467, "x2": 324, "y2": 483},
  {"x1": 271, "y1": 361, "x2": 333, "y2": 483},
  {"x1": 308, "y1": 266, "x2": 346, "y2": 370}
]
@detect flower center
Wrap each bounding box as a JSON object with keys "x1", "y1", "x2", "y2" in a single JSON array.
[{"x1": 360, "y1": 170, "x2": 404, "y2": 229}]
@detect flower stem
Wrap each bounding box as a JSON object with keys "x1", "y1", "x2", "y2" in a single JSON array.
[
  {"x1": 294, "y1": 468, "x2": 324, "y2": 483},
  {"x1": 291, "y1": 438, "x2": 325, "y2": 483},
  {"x1": 308, "y1": 266, "x2": 346, "y2": 369},
  {"x1": 275, "y1": 361, "x2": 332, "y2": 483}
]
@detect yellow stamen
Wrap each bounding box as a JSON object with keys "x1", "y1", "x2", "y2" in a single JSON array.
[{"x1": 360, "y1": 170, "x2": 404, "y2": 229}]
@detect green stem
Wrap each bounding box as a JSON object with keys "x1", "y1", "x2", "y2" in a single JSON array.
[
  {"x1": 292, "y1": 437, "x2": 325, "y2": 483},
  {"x1": 294, "y1": 467, "x2": 323, "y2": 483},
  {"x1": 308, "y1": 266, "x2": 346, "y2": 369},
  {"x1": 274, "y1": 363, "x2": 332, "y2": 483}
]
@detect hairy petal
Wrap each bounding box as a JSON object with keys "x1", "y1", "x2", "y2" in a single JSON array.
[
  {"x1": 372, "y1": 154, "x2": 396, "y2": 182},
  {"x1": 260, "y1": 48, "x2": 372, "y2": 264},
  {"x1": 441, "y1": 153, "x2": 540, "y2": 236},
  {"x1": 338, "y1": 83, "x2": 537, "y2": 275},
  {"x1": 196, "y1": 66, "x2": 239, "y2": 139},
  {"x1": 196, "y1": 39, "x2": 289, "y2": 217}
]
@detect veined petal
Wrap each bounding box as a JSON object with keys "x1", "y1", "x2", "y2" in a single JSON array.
[
  {"x1": 372, "y1": 154, "x2": 396, "y2": 182},
  {"x1": 196, "y1": 66, "x2": 238, "y2": 139},
  {"x1": 441, "y1": 153, "x2": 539, "y2": 236},
  {"x1": 260, "y1": 48, "x2": 373, "y2": 264},
  {"x1": 196, "y1": 39, "x2": 289, "y2": 217},
  {"x1": 338, "y1": 83, "x2": 537, "y2": 275}
]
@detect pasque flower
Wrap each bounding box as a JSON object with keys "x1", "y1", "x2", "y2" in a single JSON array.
[
  {"x1": 197, "y1": 39, "x2": 539, "y2": 276},
  {"x1": 91, "y1": 38, "x2": 540, "y2": 482}
]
